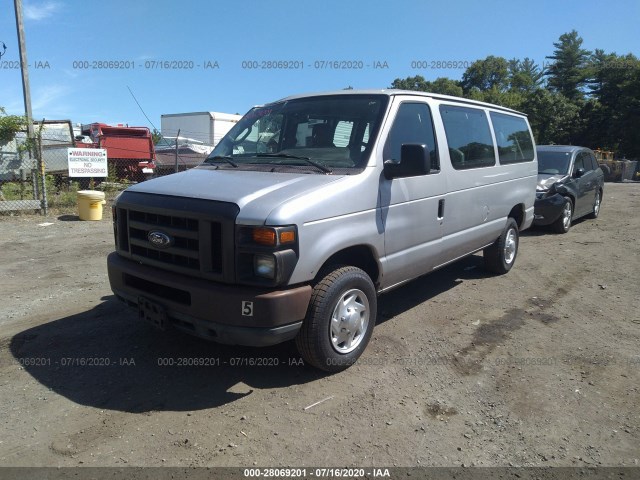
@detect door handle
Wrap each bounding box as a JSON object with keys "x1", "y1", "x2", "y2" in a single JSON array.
[{"x1": 438, "y1": 199, "x2": 445, "y2": 219}]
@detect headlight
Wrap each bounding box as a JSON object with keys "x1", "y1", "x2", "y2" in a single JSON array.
[
  {"x1": 254, "y1": 254, "x2": 276, "y2": 279},
  {"x1": 536, "y1": 183, "x2": 558, "y2": 198},
  {"x1": 236, "y1": 225, "x2": 299, "y2": 285}
]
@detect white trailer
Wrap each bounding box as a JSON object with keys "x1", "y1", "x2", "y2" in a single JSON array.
[{"x1": 160, "y1": 112, "x2": 241, "y2": 147}]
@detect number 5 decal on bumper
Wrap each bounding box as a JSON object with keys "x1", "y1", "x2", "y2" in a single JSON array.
[{"x1": 242, "y1": 301, "x2": 254, "y2": 316}]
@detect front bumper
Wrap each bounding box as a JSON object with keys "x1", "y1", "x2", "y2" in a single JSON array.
[
  {"x1": 107, "y1": 252, "x2": 311, "y2": 346},
  {"x1": 533, "y1": 193, "x2": 566, "y2": 226}
]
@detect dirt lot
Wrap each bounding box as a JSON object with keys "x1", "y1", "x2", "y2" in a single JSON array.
[{"x1": 0, "y1": 183, "x2": 639, "y2": 469}]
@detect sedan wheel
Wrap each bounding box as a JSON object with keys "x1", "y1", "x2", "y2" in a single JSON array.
[{"x1": 552, "y1": 198, "x2": 572, "y2": 234}]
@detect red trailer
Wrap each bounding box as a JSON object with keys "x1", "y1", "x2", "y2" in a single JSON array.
[{"x1": 75, "y1": 123, "x2": 156, "y2": 181}]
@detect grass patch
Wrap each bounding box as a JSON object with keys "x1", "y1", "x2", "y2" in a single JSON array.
[{"x1": 1, "y1": 175, "x2": 127, "y2": 216}]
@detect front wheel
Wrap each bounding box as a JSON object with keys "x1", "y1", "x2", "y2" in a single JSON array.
[
  {"x1": 295, "y1": 266, "x2": 377, "y2": 372},
  {"x1": 484, "y1": 218, "x2": 519, "y2": 274},
  {"x1": 552, "y1": 197, "x2": 573, "y2": 233}
]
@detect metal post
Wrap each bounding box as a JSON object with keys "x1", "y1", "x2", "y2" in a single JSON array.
[
  {"x1": 37, "y1": 119, "x2": 47, "y2": 215},
  {"x1": 174, "y1": 129, "x2": 180, "y2": 173},
  {"x1": 20, "y1": 168, "x2": 26, "y2": 199},
  {"x1": 31, "y1": 168, "x2": 38, "y2": 200}
]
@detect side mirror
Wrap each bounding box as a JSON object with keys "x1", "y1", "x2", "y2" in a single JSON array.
[
  {"x1": 384, "y1": 144, "x2": 431, "y2": 179},
  {"x1": 574, "y1": 167, "x2": 585, "y2": 178}
]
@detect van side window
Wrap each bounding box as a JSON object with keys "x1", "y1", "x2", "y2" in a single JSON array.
[
  {"x1": 489, "y1": 112, "x2": 534, "y2": 164},
  {"x1": 440, "y1": 105, "x2": 495, "y2": 170},
  {"x1": 383, "y1": 103, "x2": 439, "y2": 171}
]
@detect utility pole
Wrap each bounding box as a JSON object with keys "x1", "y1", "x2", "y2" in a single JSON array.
[
  {"x1": 14, "y1": 0, "x2": 33, "y2": 138},
  {"x1": 14, "y1": 0, "x2": 45, "y2": 214}
]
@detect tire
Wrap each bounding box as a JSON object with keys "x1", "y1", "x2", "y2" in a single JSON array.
[
  {"x1": 587, "y1": 189, "x2": 602, "y2": 219},
  {"x1": 483, "y1": 218, "x2": 519, "y2": 275},
  {"x1": 551, "y1": 197, "x2": 572, "y2": 233},
  {"x1": 295, "y1": 266, "x2": 376, "y2": 373}
]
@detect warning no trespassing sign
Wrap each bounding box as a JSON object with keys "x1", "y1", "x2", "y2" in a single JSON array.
[{"x1": 67, "y1": 148, "x2": 108, "y2": 177}]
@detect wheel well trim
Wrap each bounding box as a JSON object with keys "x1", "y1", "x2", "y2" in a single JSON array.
[{"x1": 315, "y1": 244, "x2": 381, "y2": 286}]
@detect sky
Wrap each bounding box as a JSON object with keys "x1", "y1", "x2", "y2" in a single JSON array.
[{"x1": 1, "y1": 0, "x2": 639, "y2": 133}]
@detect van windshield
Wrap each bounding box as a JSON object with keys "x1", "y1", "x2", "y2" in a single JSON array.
[{"x1": 205, "y1": 95, "x2": 388, "y2": 172}]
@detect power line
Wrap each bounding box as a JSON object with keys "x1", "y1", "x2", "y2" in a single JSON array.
[{"x1": 127, "y1": 86, "x2": 161, "y2": 134}]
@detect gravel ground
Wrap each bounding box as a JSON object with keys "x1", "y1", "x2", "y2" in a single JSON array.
[{"x1": 0, "y1": 183, "x2": 638, "y2": 468}]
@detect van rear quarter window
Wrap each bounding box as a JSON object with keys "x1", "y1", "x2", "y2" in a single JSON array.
[
  {"x1": 490, "y1": 112, "x2": 534, "y2": 164},
  {"x1": 439, "y1": 105, "x2": 495, "y2": 170}
]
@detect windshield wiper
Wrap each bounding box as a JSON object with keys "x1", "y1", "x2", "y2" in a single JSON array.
[
  {"x1": 205, "y1": 155, "x2": 238, "y2": 168},
  {"x1": 256, "y1": 153, "x2": 332, "y2": 174}
]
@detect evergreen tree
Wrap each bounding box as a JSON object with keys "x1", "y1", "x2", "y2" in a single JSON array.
[
  {"x1": 545, "y1": 30, "x2": 591, "y2": 101},
  {"x1": 509, "y1": 58, "x2": 545, "y2": 92}
]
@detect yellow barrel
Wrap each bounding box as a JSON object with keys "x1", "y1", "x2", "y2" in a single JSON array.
[{"x1": 77, "y1": 190, "x2": 106, "y2": 221}]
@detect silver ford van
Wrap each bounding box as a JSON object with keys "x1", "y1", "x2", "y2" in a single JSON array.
[{"x1": 108, "y1": 90, "x2": 537, "y2": 371}]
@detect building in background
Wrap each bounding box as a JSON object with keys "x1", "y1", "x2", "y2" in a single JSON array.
[{"x1": 160, "y1": 112, "x2": 241, "y2": 147}]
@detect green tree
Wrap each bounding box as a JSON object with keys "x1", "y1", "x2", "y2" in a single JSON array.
[
  {"x1": 461, "y1": 56, "x2": 509, "y2": 93},
  {"x1": 545, "y1": 30, "x2": 591, "y2": 101},
  {"x1": 520, "y1": 89, "x2": 580, "y2": 145},
  {"x1": 389, "y1": 75, "x2": 463, "y2": 96},
  {"x1": 585, "y1": 52, "x2": 640, "y2": 156},
  {"x1": 389, "y1": 75, "x2": 432, "y2": 91},
  {"x1": 429, "y1": 78, "x2": 464, "y2": 97},
  {"x1": 0, "y1": 107, "x2": 26, "y2": 146},
  {"x1": 508, "y1": 57, "x2": 544, "y2": 92},
  {"x1": 477, "y1": 88, "x2": 525, "y2": 111},
  {"x1": 151, "y1": 128, "x2": 163, "y2": 145},
  {"x1": 620, "y1": 63, "x2": 640, "y2": 157}
]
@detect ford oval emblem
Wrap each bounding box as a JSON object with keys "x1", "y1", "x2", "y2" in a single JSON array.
[{"x1": 147, "y1": 230, "x2": 173, "y2": 249}]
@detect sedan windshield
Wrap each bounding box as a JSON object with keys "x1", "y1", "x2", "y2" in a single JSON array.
[
  {"x1": 537, "y1": 150, "x2": 572, "y2": 175},
  {"x1": 205, "y1": 95, "x2": 388, "y2": 172}
]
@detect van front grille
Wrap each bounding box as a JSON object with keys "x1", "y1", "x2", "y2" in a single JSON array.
[{"x1": 113, "y1": 192, "x2": 239, "y2": 282}]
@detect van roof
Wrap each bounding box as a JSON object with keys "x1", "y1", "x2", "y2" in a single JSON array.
[{"x1": 266, "y1": 89, "x2": 525, "y2": 116}]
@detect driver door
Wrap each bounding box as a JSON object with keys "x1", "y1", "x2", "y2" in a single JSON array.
[{"x1": 379, "y1": 100, "x2": 446, "y2": 289}]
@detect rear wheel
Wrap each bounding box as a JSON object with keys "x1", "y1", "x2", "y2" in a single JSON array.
[
  {"x1": 295, "y1": 266, "x2": 376, "y2": 373},
  {"x1": 552, "y1": 197, "x2": 572, "y2": 233},
  {"x1": 484, "y1": 218, "x2": 519, "y2": 274},
  {"x1": 587, "y1": 190, "x2": 601, "y2": 219}
]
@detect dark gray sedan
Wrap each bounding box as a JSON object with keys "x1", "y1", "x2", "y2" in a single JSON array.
[{"x1": 534, "y1": 145, "x2": 604, "y2": 233}]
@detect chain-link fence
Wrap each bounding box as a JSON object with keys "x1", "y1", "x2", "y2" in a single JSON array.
[
  {"x1": 0, "y1": 122, "x2": 218, "y2": 215},
  {"x1": 1, "y1": 121, "x2": 85, "y2": 214},
  {"x1": 0, "y1": 123, "x2": 54, "y2": 214}
]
